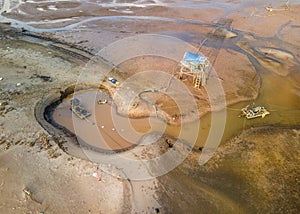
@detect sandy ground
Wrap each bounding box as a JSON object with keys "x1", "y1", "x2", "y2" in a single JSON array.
[
  {"x1": 158, "y1": 127, "x2": 300, "y2": 213},
  {"x1": 0, "y1": 0, "x2": 300, "y2": 213},
  {"x1": 0, "y1": 145, "x2": 128, "y2": 213},
  {"x1": 0, "y1": 24, "x2": 161, "y2": 213}
]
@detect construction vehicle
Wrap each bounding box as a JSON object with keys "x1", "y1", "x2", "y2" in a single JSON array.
[
  {"x1": 70, "y1": 98, "x2": 91, "y2": 119},
  {"x1": 240, "y1": 103, "x2": 270, "y2": 119}
]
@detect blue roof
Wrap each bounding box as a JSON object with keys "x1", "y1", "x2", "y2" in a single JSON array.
[{"x1": 182, "y1": 52, "x2": 207, "y2": 65}]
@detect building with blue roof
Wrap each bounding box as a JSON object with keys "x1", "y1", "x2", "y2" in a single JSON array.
[{"x1": 179, "y1": 52, "x2": 209, "y2": 88}]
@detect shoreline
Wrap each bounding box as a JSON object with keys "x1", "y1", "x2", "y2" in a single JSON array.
[{"x1": 0, "y1": 1, "x2": 299, "y2": 212}]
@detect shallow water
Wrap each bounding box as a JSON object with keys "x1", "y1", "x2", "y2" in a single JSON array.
[
  {"x1": 0, "y1": 0, "x2": 295, "y2": 32},
  {"x1": 52, "y1": 12, "x2": 300, "y2": 151},
  {"x1": 2, "y1": 0, "x2": 298, "y2": 211},
  {"x1": 54, "y1": 90, "x2": 156, "y2": 151},
  {"x1": 53, "y1": 68, "x2": 300, "y2": 152}
]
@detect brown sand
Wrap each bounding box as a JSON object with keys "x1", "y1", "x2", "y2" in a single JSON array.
[{"x1": 0, "y1": 0, "x2": 300, "y2": 213}]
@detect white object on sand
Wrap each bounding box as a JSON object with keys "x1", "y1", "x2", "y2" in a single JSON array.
[{"x1": 92, "y1": 172, "x2": 101, "y2": 182}]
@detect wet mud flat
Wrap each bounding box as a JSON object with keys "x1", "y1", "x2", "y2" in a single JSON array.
[
  {"x1": 158, "y1": 127, "x2": 300, "y2": 213},
  {"x1": 0, "y1": 0, "x2": 300, "y2": 213}
]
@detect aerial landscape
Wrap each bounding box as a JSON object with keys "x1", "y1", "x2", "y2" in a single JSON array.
[{"x1": 0, "y1": 0, "x2": 299, "y2": 213}]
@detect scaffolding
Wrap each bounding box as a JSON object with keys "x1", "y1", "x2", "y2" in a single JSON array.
[{"x1": 178, "y1": 52, "x2": 209, "y2": 88}]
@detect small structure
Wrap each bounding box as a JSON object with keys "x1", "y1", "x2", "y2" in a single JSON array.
[
  {"x1": 178, "y1": 52, "x2": 209, "y2": 88},
  {"x1": 131, "y1": 102, "x2": 139, "y2": 109},
  {"x1": 97, "y1": 99, "x2": 107, "y2": 104},
  {"x1": 70, "y1": 98, "x2": 91, "y2": 119},
  {"x1": 240, "y1": 103, "x2": 270, "y2": 119}
]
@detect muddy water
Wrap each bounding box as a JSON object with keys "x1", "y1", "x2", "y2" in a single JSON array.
[
  {"x1": 53, "y1": 68, "x2": 300, "y2": 152},
  {"x1": 23, "y1": 0, "x2": 298, "y2": 151},
  {"x1": 54, "y1": 90, "x2": 170, "y2": 151},
  {"x1": 52, "y1": 19, "x2": 300, "y2": 150},
  {"x1": 194, "y1": 71, "x2": 300, "y2": 148}
]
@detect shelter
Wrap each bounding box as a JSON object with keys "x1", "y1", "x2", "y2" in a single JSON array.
[{"x1": 178, "y1": 52, "x2": 209, "y2": 88}]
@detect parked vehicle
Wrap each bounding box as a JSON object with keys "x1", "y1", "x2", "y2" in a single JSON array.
[{"x1": 108, "y1": 77, "x2": 120, "y2": 86}]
